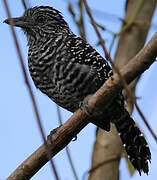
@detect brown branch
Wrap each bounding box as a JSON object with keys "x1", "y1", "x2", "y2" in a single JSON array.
[{"x1": 7, "y1": 29, "x2": 157, "y2": 179}]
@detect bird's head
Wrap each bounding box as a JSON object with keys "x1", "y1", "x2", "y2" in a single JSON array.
[{"x1": 4, "y1": 6, "x2": 70, "y2": 42}]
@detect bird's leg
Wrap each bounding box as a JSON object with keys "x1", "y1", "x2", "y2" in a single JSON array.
[
  {"x1": 80, "y1": 95, "x2": 111, "y2": 131},
  {"x1": 80, "y1": 94, "x2": 104, "y2": 117}
]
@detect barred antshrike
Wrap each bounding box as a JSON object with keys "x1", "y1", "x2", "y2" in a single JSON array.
[{"x1": 4, "y1": 6, "x2": 151, "y2": 174}]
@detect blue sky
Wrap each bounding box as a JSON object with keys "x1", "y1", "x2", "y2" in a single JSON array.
[{"x1": 1, "y1": 0, "x2": 157, "y2": 179}]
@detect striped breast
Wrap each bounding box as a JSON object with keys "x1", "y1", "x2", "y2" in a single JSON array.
[{"x1": 28, "y1": 34, "x2": 112, "y2": 112}]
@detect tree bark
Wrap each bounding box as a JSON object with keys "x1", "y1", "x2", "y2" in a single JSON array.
[{"x1": 89, "y1": 1, "x2": 157, "y2": 180}]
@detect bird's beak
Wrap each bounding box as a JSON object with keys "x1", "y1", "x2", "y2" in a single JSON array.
[{"x1": 4, "y1": 16, "x2": 30, "y2": 28}]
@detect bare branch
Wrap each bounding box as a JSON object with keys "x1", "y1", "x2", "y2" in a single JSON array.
[
  {"x1": 21, "y1": 0, "x2": 29, "y2": 10},
  {"x1": 135, "y1": 102, "x2": 157, "y2": 142}
]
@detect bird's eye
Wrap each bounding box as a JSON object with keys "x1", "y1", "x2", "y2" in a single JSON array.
[{"x1": 37, "y1": 16, "x2": 45, "y2": 23}]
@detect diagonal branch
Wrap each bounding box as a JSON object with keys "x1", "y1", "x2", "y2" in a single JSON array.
[{"x1": 7, "y1": 31, "x2": 157, "y2": 180}]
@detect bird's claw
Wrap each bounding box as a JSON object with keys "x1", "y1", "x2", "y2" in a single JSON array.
[
  {"x1": 47, "y1": 125, "x2": 62, "y2": 144},
  {"x1": 72, "y1": 135, "x2": 77, "y2": 141},
  {"x1": 79, "y1": 95, "x2": 94, "y2": 116}
]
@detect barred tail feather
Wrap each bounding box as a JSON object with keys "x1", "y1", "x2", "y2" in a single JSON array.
[{"x1": 114, "y1": 109, "x2": 151, "y2": 175}]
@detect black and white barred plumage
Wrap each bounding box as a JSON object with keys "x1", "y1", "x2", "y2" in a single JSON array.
[{"x1": 4, "y1": 6, "x2": 151, "y2": 174}]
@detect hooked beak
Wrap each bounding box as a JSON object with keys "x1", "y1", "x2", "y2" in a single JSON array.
[{"x1": 4, "y1": 16, "x2": 31, "y2": 28}]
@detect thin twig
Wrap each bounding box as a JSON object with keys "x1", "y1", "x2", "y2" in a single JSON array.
[
  {"x1": 68, "y1": 1, "x2": 86, "y2": 39},
  {"x1": 93, "y1": 8, "x2": 125, "y2": 23},
  {"x1": 3, "y1": 1, "x2": 60, "y2": 180},
  {"x1": 83, "y1": 0, "x2": 111, "y2": 60},
  {"x1": 78, "y1": 0, "x2": 86, "y2": 39},
  {"x1": 82, "y1": 155, "x2": 119, "y2": 180},
  {"x1": 21, "y1": 0, "x2": 29, "y2": 10},
  {"x1": 109, "y1": 34, "x2": 117, "y2": 54},
  {"x1": 118, "y1": 0, "x2": 145, "y2": 35},
  {"x1": 56, "y1": 106, "x2": 79, "y2": 180},
  {"x1": 135, "y1": 102, "x2": 157, "y2": 142}
]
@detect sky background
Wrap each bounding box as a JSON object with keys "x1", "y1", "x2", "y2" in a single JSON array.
[{"x1": 0, "y1": 0, "x2": 157, "y2": 180}]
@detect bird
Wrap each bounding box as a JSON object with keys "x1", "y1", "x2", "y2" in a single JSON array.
[{"x1": 4, "y1": 6, "x2": 151, "y2": 175}]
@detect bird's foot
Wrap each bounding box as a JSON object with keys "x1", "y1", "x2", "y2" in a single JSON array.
[
  {"x1": 47, "y1": 125, "x2": 62, "y2": 144},
  {"x1": 79, "y1": 95, "x2": 94, "y2": 116},
  {"x1": 47, "y1": 125, "x2": 77, "y2": 144}
]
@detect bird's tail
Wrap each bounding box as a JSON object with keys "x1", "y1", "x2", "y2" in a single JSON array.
[{"x1": 114, "y1": 108, "x2": 151, "y2": 175}]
